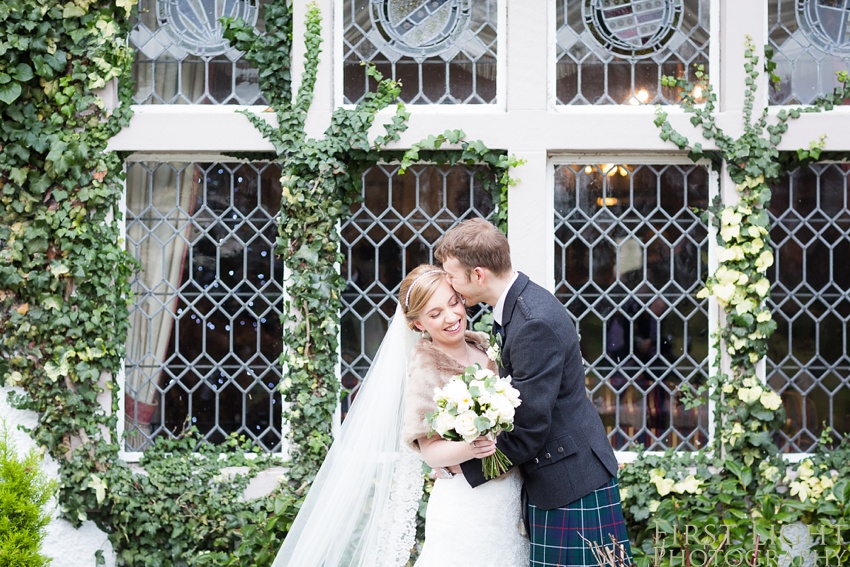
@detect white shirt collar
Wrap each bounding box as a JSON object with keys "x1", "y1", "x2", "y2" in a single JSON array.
[{"x1": 493, "y1": 271, "x2": 519, "y2": 325}]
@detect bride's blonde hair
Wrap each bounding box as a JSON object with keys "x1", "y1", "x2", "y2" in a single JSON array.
[{"x1": 398, "y1": 264, "x2": 447, "y2": 330}]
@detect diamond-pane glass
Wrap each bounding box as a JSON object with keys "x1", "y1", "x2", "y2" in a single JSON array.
[
  {"x1": 130, "y1": 0, "x2": 269, "y2": 104},
  {"x1": 124, "y1": 161, "x2": 283, "y2": 451},
  {"x1": 340, "y1": 164, "x2": 497, "y2": 413},
  {"x1": 555, "y1": 0, "x2": 710, "y2": 105},
  {"x1": 768, "y1": 0, "x2": 850, "y2": 105},
  {"x1": 554, "y1": 163, "x2": 710, "y2": 450},
  {"x1": 343, "y1": 0, "x2": 498, "y2": 104},
  {"x1": 767, "y1": 163, "x2": 850, "y2": 452}
]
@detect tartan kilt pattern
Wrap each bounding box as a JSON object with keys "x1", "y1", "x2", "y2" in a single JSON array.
[{"x1": 528, "y1": 476, "x2": 633, "y2": 567}]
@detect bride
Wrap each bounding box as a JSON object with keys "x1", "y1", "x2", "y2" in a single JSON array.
[{"x1": 272, "y1": 264, "x2": 528, "y2": 566}]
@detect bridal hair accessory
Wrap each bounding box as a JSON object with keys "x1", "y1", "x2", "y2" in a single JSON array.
[{"x1": 404, "y1": 269, "x2": 444, "y2": 308}]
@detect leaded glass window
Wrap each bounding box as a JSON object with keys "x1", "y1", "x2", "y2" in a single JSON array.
[
  {"x1": 554, "y1": 162, "x2": 710, "y2": 450},
  {"x1": 124, "y1": 161, "x2": 283, "y2": 451},
  {"x1": 767, "y1": 162, "x2": 850, "y2": 452},
  {"x1": 343, "y1": 0, "x2": 498, "y2": 104},
  {"x1": 130, "y1": 0, "x2": 269, "y2": 104},
  {"x1": 339, "y1": 164, "x2": 497, "y2": 413},
  {"x1": 555, "y1": 0, "x2": 710, "y2": 105},
  {"x1": 768, "y1": 0, "x2": 850, "y2": 105}
]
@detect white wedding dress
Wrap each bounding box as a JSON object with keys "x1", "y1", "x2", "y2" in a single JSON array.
[{"x1": 415, "y1": 468, "x2": 529, "y2": 566}]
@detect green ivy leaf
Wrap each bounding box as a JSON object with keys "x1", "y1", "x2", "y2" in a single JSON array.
[{"x1": 0, "y1": 81, "x2": 22, "y2": 104}]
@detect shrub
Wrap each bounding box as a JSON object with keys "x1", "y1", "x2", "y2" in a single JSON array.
[{"x1": 0, "y1": 422, "x2": 57, "y2": 567}]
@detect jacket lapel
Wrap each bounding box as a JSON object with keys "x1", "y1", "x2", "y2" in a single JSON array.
[{"x1": 501, "y1": 272, "x2": 529, "y2": 335}]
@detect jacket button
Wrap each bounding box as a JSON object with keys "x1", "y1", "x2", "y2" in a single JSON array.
[
  {"x1": 545, "y1": 452, "x2": 551, "y2": 459},
  {"x1": 534, "y1": 458, "x2": 539, "y2": 464},
  {"x1": 558, "y1": 447, "x2": 564, "y2": 453}
]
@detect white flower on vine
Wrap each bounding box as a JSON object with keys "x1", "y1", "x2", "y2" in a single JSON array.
[
  {"x1": 797, "y1": 459, "x2": 815, "y2": 480},
  {"x1": 789, "y1": 480, "x2": 810, "y2": 502},
  {"x1": 720, "y1": 223, "x2": 741, "y2": 242},
  {"x1": 756, "y1": 310, "x2": 772, "y2": 323},
  {"x1": 738, "y1": 385, "x2": 764, "y2": 404},
  {"x1": 735, "y1": 298, "x2": 757, "y2": 315},
  {"x1": 749, "y1": 278, "x2": 770, "y2": 298},
  {"x1": 674, "y1": 475, "x2": 702, "y2": 494},
  {"x1": 717, "y1": 246, "x2": 745, "y2": 263},
  {"x1": 748, "y1": 330, "x2": 765, "y2": 341},
  {"x1": 87, "y1": 474, "x2": 108, "y2": 504},
  {"x1": 762, "y1": 465, "x2": 780, "y2": 482},
  {"x1": 713, "y1": 282, "x2": 737, "y2": 304},
  {"x1": 731, "y1": 336, "x2": 747, "y2": 351},
  {"x1": 653, "y1": 476, "x2": 675, "y2": 497},
  {"x1": 755, "y1": 250, "x2": 774, "y2": 272},
  {"x1": 747, "y1": 225, "x2": 767, "y2": 238},
  {"x1": 749, "y1": 237, "x2": 765, "y2": 252},
  {"x1": 728, "y1": 422, "x2": 745, "y2": 446},
  {"x1": 116, "y1": 0, "x2": 135, "y2": 16},
  {"x1": 720, "y1": 208, "x2": 743, "y2": 227},
  {"x1": 759, "y1": 390, "x2": 782, "y2": 411}
]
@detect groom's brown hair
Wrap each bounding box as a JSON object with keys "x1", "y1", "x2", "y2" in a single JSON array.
[{"x1": 435, "y1": 218, "x2": 512, "y2": 277}]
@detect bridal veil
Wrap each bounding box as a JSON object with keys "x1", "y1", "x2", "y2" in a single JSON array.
[{"x1": 272, "y1": 303, "x2": 423, "y2": 566}]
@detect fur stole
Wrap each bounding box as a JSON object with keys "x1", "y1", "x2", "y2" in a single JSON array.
[{"x1": 402, "y1": 330, "x2": 495, "y2": 451}]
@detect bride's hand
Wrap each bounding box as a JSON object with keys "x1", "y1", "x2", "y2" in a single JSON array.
[{"x1": 470, "y1": 436, "x2": 496, "y2": 459}]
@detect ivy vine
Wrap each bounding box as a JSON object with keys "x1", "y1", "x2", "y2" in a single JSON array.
[
  {"x1": 224, "y1": 1, "x2": 522, "y2": 488},
  {"x1": 654, "y1": 35, "x2": 850, "y2": 462},
  {"x1": 616, "y1": 36, "x2": 850, "y2": 566},
  {"x1": 0, "y1": 0, "x2": 136, "y2": 522}
]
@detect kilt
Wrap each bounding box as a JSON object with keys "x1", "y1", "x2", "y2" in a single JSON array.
[{"x1": 528, "y1": 476, "x2": 633, "y2": 567}]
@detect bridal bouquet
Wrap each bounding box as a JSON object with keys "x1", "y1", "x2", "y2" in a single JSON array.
[{"x1": 424, "y1": 363, "x2": 521, "y2": 479}]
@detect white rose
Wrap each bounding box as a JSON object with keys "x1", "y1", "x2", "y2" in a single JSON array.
[
  {"x1": 432, "y1": 412, "x2": 456, "y2": 436},
  {"x1": 491, "y1": 396, "x2": 516, "y2": 422},
  {"x1": 504, "y1": 386, "x2": 521, "y2": 408},
  {"x1": 475, "y1": 367, "x2": 495, "y2": 380},
  {"x1": 454, "y1": 411, "x2": 480, "y2": 441},
  {"x1": 441, "y1": 381, "x2": 472, "y2": 413},
  {"x1": 484, "y1": 408, "x2": 501, "y2": 426}
]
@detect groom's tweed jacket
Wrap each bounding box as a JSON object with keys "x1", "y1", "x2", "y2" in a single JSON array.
[{"x1": 460, "y1": 273, "x2": 618, "y2": 510}]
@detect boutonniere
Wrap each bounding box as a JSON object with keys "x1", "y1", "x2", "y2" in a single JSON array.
[{"x1": 487, "y1": 329, "x2": 503, "y2": 368}]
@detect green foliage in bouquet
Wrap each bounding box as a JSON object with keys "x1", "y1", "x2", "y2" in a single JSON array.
[{"x1": 425, "y1": 363, "x2": 520, "y2": 479}]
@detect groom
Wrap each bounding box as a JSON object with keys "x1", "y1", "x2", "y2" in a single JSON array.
[{"x1": 435, "y1": 218, "x2": 633, "y2": 567}]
